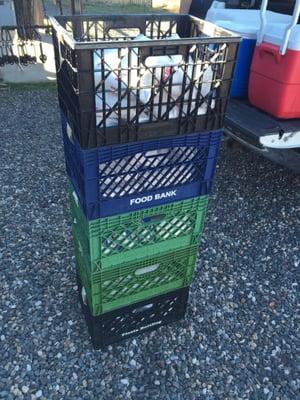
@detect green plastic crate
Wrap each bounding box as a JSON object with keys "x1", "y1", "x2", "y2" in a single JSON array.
[
  {"x1": 74, "y1": 230, "x2": 198, "y2": 316},
  {"x1": 68, "y1": 181, "x2": 208, "y2": 269}
]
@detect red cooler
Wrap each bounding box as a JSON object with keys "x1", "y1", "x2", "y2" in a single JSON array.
[{"x1": 249, "y1": 0, "x2": 300, "y2": 119}]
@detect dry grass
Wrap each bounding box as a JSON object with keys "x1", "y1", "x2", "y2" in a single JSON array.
[{"x1": 45, "y1": 0, "x2": 168, "y2": 14}]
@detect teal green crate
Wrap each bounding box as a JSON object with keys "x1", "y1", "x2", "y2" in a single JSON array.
[
  {"x1": 68, "y1": 181, "x2": 208, "y2": 269},
  {"x1": 73, "y1": 230, "x2": 198, "y2": 316}
]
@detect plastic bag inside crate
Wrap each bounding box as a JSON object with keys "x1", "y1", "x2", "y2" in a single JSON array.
[
  {"x1": 93, "y1": 34, "x2": 216, "y2": 127},
  {"x1": 51, "y1": 14, "x2": 239, "y2": 148}
]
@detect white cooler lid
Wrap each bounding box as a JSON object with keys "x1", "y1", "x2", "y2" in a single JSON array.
[
  {"x1": 206, "y1": 8, "x2": 291, "y2": 25},
  {"x1": 263, "y1": 23, "x2": 300, "y2": 51},
  {"x1": 214, "y1": 20, "x2": 258, "y2": 39},
  {"x1": 206, "y1": 8, "x2": 259, "y2": 23}
]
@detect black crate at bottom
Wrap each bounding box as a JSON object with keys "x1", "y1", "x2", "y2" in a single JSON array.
[{"x1": 77, "y1": 274, "x2": 189, "y2": 350}]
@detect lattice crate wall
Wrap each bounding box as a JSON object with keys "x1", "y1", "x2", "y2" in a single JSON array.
[
  {"x1": 69, "y1": 180, "x2": 208, "y2": 268},
  {"x1": 62, "y1": 123, "x2": 222, "y2": 220},
  {"x1": 77, "y1": 270, "x2": 189, "y2": 349},
  {"x1": 53, "y1": 14, "x2": 238, "y2": 148},
  {"x1": 74, "y1": 230, "x2": 198, "y2": 315}
]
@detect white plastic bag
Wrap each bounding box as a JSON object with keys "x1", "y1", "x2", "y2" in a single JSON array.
[
  {"x1": 94, "y1": 48, "x2": 129, "y2": 91},
  {"x1": 96, "y1": 90, "x2": 150, "y2": 126},
  {"x1": 94, "y1": 32, "x2": 215, "y2": 127}
]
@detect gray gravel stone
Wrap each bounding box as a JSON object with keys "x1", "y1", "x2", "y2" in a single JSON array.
[{"x1": 0, "y1": 88, "x2": 299, "y2": 399}]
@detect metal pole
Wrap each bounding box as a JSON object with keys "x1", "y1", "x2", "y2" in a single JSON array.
[
  {"x1": 57, "y1": 0, "x2": 63, "y2": 15},
  {"x1": 70, "y1": 0, "x2": 82, "y2": 39},
  {"x1": 71, "y1": 0, "x2": 82, "y2": 15}
]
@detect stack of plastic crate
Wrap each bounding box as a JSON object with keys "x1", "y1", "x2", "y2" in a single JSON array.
[{"x1": 51, "y1": 14, "x2": 239, "y2": 349}]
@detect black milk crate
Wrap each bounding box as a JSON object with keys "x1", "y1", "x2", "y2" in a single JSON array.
[
  {"x1": 51, "y1": 14, "x2": 240, "y2": 148},
  {"x1": 77, "y1": 273, "x2": 189, "y2": 349}
]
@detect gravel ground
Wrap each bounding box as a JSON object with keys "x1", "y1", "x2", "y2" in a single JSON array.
[{"x1": 0, "y1": 88, "x2": 299, "y2": 400}]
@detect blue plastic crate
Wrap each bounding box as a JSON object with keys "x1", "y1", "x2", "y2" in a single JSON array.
[{"x1": 62, "y1": 112, "x2": 222, "y2": 220}]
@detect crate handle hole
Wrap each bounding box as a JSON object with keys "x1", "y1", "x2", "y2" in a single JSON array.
[
  {"x1": 107, "y1": 28, "x2": 141, "y2": 39},
  {"x1": 145, "y1": 55, "x2": 183, "y2": 69},
  {"x1": 135, "y1": 264, "x2": 159, "y2": 276},
  {"x1": 66, "y1": 123, "x2": 74, "y2": 143},
  {"x1": 81, "y1": 286, "x2": 87, "y2": 306},
  {"x1": 132, "y1": 303, "x2": 153, "y2": 314},
  {"x1": 141, "y1": 214, "x2": 166, "y2": 224},
  {"x1": 145, "y1": 148, "x2": 170, "y2": 158},
  {"x1": 72, "y1": 191, "x2": 79, "y2": 207}
]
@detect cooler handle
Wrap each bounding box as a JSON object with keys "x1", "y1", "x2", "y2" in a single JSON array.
[
  {"x1": 257, "y1": 0, "x2": 300, "y2": 56},
  {"x1": 258, "y1": 43, "x2": 281, "y2": 63},
  {"x1": 257, "y1": 0, "x2": 269, "y2": 46},
  {"x1": 280, "y1": 0, "x2": 300, "y2": 55}
]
